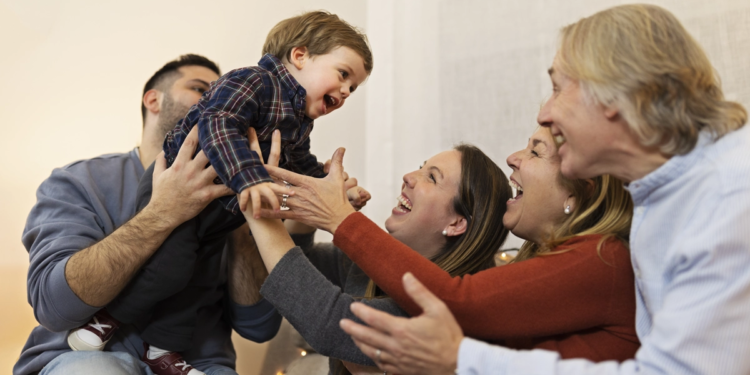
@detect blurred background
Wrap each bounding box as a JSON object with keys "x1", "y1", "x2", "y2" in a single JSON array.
[{"x1": 1, "y1": 0, "x2": 748, "y2": 373}]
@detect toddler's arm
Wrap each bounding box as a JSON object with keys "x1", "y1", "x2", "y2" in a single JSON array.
[{"x1": 197, "y1": 70, "x2": 273, "y2": 193}]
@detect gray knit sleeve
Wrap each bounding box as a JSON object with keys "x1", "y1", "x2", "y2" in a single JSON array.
[
  {"x1": 260, "y1": 247, "x2": 409, "y2": 365},
  {"x1": 290, "y1": 232, "x2": 350, "y2": 287}
]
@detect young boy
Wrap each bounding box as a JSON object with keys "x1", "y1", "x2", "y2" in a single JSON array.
[{"x1": 67, "y1": 11, "x2": 372, "y2": 375}]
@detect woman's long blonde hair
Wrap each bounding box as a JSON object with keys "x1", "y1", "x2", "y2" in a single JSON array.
[{"x1": 513, "y1": 173, "x2": 633, "y2": 262}]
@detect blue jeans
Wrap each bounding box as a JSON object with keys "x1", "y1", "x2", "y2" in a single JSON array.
[{"x1": 39, "y1": 351, "x2": 238, "y2": 375}]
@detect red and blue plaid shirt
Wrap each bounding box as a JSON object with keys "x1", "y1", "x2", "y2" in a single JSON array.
[{"x1": 164, "y1": 54, "x2": 325, "y2": 213}]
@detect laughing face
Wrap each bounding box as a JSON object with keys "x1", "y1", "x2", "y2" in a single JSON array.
[
  {"x1": 286, "y1": 46, "x2": 368, "y2": 120},
  {"x1": 385, "y1": 150, "x2": 464, "y2": 258},
  {"x1": 537, "y1": 55, "x2": 624, "y2": 180},
  {"x1": 504, "y1": 127, "x2": 573, "y2": 244}
]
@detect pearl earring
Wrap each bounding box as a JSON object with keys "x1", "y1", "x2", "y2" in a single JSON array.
[
  {"x1": 564, "y1": 205, "x2": 571, "y2": 215},
  {"x1": 442, "y1": 230, "x2": 448, "y2": 236}
]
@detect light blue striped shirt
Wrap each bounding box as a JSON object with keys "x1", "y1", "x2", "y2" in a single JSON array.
[{"x1": 458, "y1": 124, "x2": 750, "y2": 374}]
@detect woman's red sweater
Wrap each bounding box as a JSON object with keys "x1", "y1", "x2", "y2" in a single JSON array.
[{"x1": 332, "y1": 212, "x2": 639, "y2": 362}]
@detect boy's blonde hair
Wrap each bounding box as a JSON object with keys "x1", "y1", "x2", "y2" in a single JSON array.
[
  {"x1": 263, "y1": 11, "x2": 373, "y2": 74},
  {"x1": 557, "y1": 4, "x2": 746, "y2": 155}
]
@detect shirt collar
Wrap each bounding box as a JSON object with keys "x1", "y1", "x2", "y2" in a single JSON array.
[
  {"x1": 258, "y1": 53, "x2": 307, "y2": 98},
  {"x1": 626, "y1": 131, "x2": 712, "y2": 204}
]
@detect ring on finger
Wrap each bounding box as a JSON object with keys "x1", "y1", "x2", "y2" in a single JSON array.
[
  {"x1": 281, "y1": 194, "x2": 290, "y2": 210},
  {"x1": 375, "y1": 348, "x2": 382, "y2": 362},
  {"x1": 283, "y1": 180, "x2": 292, "y2": 190}
]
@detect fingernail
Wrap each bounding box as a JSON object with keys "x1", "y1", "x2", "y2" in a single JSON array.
[{"x1": 403, "y1": 272, "x2": 414, "y2": 283}]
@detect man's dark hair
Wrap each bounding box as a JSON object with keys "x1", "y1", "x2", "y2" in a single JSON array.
[{"x1": 141, "y1": 54, "x2": 221, "y2": 122}]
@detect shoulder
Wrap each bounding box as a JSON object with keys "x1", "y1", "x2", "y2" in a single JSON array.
[
  {"x1": 216, "y1": 66, "x2": 275, "y2": 88},
  {"x1": 701, "y1": 125, "x2": 750, "y2": 194},
  {"x1": 208, "y1": 66, "x2": 279, "y2": 102},
  {"x1": 555, "y1": 235, "x2": 632, "y2": 269},
  {"x1": 42, "y1": 150, "x2": 142, "y2": 204}
]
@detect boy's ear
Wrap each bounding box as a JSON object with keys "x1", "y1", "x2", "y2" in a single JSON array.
[
  {"x1": 143, "y1": 89, "x2": 162, "y2": 115},
  {"x1": 289, "y1": 46, "x2": 309, "y2": 70}
]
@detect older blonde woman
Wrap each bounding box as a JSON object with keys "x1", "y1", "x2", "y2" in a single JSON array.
[{"x1": 339, "y1": 4, "x2": 750, "y2": 375}]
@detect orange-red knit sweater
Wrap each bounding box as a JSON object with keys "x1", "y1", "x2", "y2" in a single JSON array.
[{"x1": 333, "y1": 213, "x2": 640, "y2": 362}]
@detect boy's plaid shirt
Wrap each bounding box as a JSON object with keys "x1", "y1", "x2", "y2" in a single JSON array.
[{"x1": 163, "y1": 54, "x2": 325, "y2": 213}]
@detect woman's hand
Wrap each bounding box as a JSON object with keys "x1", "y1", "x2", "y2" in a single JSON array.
[
  {"x1": 324, "y1": 159, "x2": 372, "y2": 211},
  {"x1": 261, "y1": 148, "x2": 358, "y2": 234},
  {"x1": 339, "y1": 273, "x2": 463, "y2": 375}
]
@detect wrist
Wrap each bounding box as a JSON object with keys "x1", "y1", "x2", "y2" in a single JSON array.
[
  {"x1": 139, "y1": 202, "x2": 181, "y2": 232},
  {"x1": 327, "y1": 206, "x2": 356, "y2": 234}
]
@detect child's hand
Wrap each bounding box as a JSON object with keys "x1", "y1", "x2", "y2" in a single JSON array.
[{"x1": 239, "y1": 182, "x2": 285, "y2": 218}]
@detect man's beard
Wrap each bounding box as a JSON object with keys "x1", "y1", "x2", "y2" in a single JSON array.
[{"x1": 156, "y1": 93, "x2": 191, "y2": 139}]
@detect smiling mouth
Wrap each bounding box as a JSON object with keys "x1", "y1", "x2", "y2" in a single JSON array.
[
  {"x1": 395, "y1": 194, "x2": 413, "y2": 213},
  {"x1": 324, "y1": 95, "x2": 339, "y2": 109},
  {"x1": 509, "y1": 179, "x2": 524, "y2": 201}
]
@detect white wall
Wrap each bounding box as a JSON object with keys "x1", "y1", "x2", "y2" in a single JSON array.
[{"x1": 363, "y1": 0, "x2": 750, "y2": 249}]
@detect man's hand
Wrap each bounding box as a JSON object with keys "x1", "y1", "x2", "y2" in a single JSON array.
[
  {"x1": 340, "y1": 273, "x2": 463, "y2": 375},
  {"x1": 147, "y1": 126, "x2": 233, "y2": 227},
  {"x1": 66, "y1": 126, "x2": 232, "y2": 307}
]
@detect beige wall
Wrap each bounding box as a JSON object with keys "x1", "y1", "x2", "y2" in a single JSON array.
[{"x1": 0, "y1": 0, "x2": 365, "y2": 373}]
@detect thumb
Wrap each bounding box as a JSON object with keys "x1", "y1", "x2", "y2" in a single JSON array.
[
  {"x1": 328, "y1": 147, "x2": 346, "y2": 178},
  {"x1": 402, "y1": 272, "x2": 447, "y2": 316}
]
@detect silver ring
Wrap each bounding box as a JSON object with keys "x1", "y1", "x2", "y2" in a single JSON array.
[
  {"x1": 375, "y1": 348, "x2": 382, "y2": 361},
  {"x1": 281, "y1": 194, "x2": 290, "y2": 210},
  {"x1": 283, "y1": 180, "x2": 291, "y2": 190}
]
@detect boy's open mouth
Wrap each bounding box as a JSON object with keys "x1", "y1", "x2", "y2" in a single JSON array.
[{"x1": 324, "y1": 94, "x2": 339, "y2": 108}]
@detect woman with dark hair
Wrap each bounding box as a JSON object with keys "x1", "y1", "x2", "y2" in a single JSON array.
[
  {"x1": 256, "y1": 126, "x2": 639, "y2": 374},
  {"x1": 242, "y1": 132, "x2": 511, "y2": 374}
]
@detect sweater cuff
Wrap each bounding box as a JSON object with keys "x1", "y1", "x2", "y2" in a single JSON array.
[
  {"x1": 53, "y1": 256, "x2": 100, "y2": 325},
  {"x1": 228, "y1": 297, "x2": 281, "y2": 342},
  {"x1": 458, "y1": 337, "x2": 513, "y2": 374},
  {"x1": 332, "y1": 212, "x2": 383, "y2": 259},
  {"x1": 229, "y1": 165, "x2": 273, "y2": 193}
]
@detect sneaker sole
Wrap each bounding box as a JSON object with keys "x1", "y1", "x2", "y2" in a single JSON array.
[{"x1": 67, "y1": 331, "x2": 107, "y2": 351}]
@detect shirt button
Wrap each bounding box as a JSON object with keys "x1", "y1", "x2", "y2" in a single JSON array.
[{"x1": 635, "y1": 207, "x2": 644, "y2": 216}]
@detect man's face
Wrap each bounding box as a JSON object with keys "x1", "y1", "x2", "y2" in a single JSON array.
[
  {"x1": 536, "y1": 55, "x2": 619, "y2": 179},
  {"x1": 156, "y1": 65, "x2": 220, "y2": 136},
  {"x1": 290, "y1": 46, "x2": 368, "y2": 120}
]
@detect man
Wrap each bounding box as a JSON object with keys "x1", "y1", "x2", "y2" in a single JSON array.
[{"x1": 15, "y1": 55, "x2": 281, "y2": 375}]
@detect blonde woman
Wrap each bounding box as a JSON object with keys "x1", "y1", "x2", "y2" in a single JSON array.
[{"x1": 341, "y1": 4, "x2": 750, "y2": 375}]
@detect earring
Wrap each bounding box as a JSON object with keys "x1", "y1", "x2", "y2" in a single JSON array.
[
  {"x1": 442, "y1": 230, "x2": 448, "y2": 236},
  {"x1": 564, "y1": 205, "x2": 571, "y2": 215}
]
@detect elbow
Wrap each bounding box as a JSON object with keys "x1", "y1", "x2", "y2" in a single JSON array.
[
  {"x1": 34, "y1": 308, "x2": 78, "y2": 333},
  {"x1": 234, "y1": 312, "x2": 283, "y2": 343}
]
